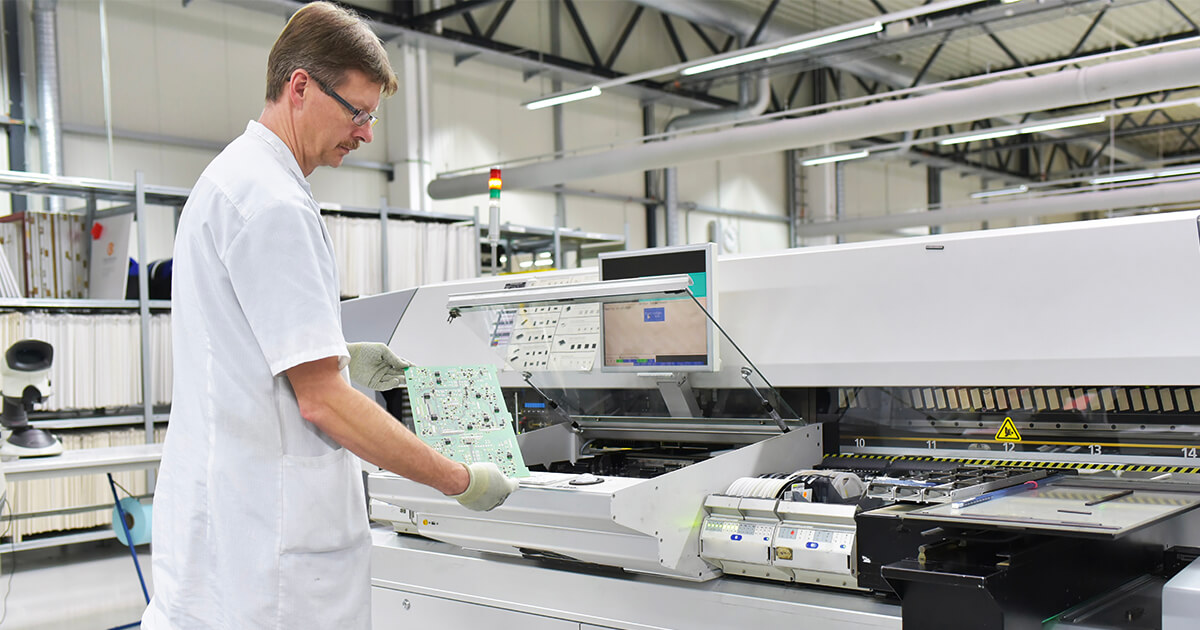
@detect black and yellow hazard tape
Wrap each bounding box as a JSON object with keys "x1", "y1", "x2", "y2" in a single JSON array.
[{"x1": 825, "y1": 452, "x2": 1200, "y2": 475}]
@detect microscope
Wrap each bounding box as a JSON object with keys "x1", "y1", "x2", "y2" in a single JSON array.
[{"x1": 0, "y1": 340, "x2": 62, "y2": 457}]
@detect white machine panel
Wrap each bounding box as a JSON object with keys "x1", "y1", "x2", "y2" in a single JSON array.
[
  {"x1": 386, "y1": 212, "x2": 1200, "y2": 389},
  {"x1": 774, "y1": 525, "x2": 855, "y2": 575}
]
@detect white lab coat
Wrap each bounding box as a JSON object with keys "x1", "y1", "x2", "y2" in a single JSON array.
[{"x1": 142, "y1": 121, "x2": 370, "y2": 629}]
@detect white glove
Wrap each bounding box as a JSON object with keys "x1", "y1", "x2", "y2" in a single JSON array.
[
  {"x1": 451, "y1": 462, "x2": 519, "y2": 511},
  {"x1": 346, "y1": 342, "x2": 414, "y2": 391}
]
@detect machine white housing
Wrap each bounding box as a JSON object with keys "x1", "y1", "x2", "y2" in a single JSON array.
[{"x1": 370, "y1": 426, "x2": 823, "y2": 580}]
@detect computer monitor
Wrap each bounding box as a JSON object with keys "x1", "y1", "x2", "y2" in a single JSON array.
[{"x1": 599, "y1": 243, "x2": 718, "y2": 372}]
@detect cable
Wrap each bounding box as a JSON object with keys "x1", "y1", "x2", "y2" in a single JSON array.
[
  {"x1": 0, "y1": 493, "x2": 16, "y2": 626},
  {"x1": 106, "y1": 474, "x2": 149, "y2": 605},
  {"x1": 110, "y1": 478, "x2": 136, "y2": 500}
]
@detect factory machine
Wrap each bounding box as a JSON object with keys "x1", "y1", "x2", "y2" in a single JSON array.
[{"x1": 346, "y1": 213, "x2": 1200, "y2": 630}]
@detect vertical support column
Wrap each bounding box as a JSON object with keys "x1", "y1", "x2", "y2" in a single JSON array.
[
  {"x1": 553, "y1": 227, "x2": 562, "y2": 271},
  {"x1": 4, "y1": 0, "x2": 27, "y2": 213},
  {"x1": 664, "y1": 167, "x2": 681, "y2": 246},
  {"x1": 799, "y1": 70, "x2": 837, "y2": 247},
  {"x1": 785, "y1": 149, "x2": 799, "y2": 248},
  {"x1": 642, "y1": 106, "x2": 658, "y2": 248},
  {"x1": 834, "y1": 160, "x2": 846, "y2": 245},
  {"x1": 135, "y1": 172, "x2": 152, "y2": 437},
  {"x1": 82, "y1": 192, "x2": 96, "y2": 296},
  {"x1": 388, "y1": 42, "x2": 431, "y2": 212},
  {"x1": 134, "y1": 172, "x2": 155, "y2": 493},
  {"x1": 550, "y1": 0, "x2": 566, "y2": 263},
  {"x1": 927, "y1": 166, "x2": 942, "y2": 236},
  {"x1": 473, "y1": 205, "x2": 481, "y2": 277},
  {"x1": 379, "y1": 196, "x2": 389, "y2": 293}
]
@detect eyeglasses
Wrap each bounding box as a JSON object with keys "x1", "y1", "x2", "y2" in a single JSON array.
[{"x1": 311, "y1": 76, "x2": 378, "y2": 128}]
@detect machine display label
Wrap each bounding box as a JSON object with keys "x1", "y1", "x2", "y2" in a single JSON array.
[{"x1": 643, "y1": 307, "x2": 665, "y2": 322}]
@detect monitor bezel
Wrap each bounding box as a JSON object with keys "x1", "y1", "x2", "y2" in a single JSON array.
[{"x1": 597, "y1": 242, "x2": 718, "y2": 373}]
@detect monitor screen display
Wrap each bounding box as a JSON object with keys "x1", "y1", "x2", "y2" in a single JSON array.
[{"x1": 599, "y1": 243, "x2": 717, "y2": 372}]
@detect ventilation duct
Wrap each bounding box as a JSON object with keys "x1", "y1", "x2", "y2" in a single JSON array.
[
  {"x1": 428, "y1": 47, "x2": 1200, "y2": 199},
  {"x1": 32, "y1": 0, "x2": 63, "y2": 211}
]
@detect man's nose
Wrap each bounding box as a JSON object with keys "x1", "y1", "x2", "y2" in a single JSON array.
[{"x1": 355, "y1": 123, "x2": 374, "y2": 144}]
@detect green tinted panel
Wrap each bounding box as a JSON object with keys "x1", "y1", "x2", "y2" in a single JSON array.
[{"x1": 406, "y1": 365, "x2": 530, "y2": 478}]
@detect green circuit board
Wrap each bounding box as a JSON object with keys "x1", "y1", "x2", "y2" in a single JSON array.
[{"x1": 406, "y1": 365, "x2": 530, "y2": 478}]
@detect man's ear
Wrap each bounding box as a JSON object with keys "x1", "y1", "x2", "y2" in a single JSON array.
[{"x1": 287, "y1": 69, "x2": 310, "y2": 108}]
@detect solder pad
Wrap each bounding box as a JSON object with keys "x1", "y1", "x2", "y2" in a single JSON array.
[{"x1": 406, "y1": 365, "x2": 530, "y2": 478}]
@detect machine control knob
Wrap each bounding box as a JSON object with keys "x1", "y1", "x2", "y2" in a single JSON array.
[{"x1": 569, "y1": 473, "x2": 604, "y2": 486}]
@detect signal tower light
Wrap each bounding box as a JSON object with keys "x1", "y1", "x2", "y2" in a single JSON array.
[{"x1": 489, "y1": 168, "x2": 502, "y2": 202}]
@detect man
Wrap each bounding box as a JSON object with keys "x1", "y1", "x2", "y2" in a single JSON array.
[{"x1": 142, "y1": 4, "x2": 517, "y2": 628}]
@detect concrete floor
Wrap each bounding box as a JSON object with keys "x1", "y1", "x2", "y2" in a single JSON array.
[{"x1": 0, "y1": 540, "x2": 152, "y2": 629}]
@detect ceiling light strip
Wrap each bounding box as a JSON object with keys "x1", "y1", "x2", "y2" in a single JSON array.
[
  {"x1": 801, "y1": 150, "x2": 870, "y2": 166},
  {"x1": 970, "y1": 185, "x2": 1028, "y2": 199},
  {"x1": 939, "y1": 129, "x2": 1020, "y2": 146},
  {"x1": 524, "y1": 86, "x2": 601, "y2": 110},
  {"x1": 682, "y1": 22, "x2": 882, "y2": 76},
  {"x1": 1019, "y1": 115, "x2": 1108, "y2": 134}
]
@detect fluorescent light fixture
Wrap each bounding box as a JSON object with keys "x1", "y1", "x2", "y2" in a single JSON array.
[
  {"x1": 970, "y1": 185, "x2": 1028, "y2": 199},
  {"x1": 1088, "y1": 164, "x2": 1200, "y2": 185},
  {"x1": 536, "y1": 251, "x2": 552, "y2": 259},
  {"x1": 939, "y1": 129, "x2": 1019, "y2": 146},
  {"x1": 802, "y1": 150, "x2": 870, "y2": 166},
  {"x1": 1089, "y1": 172, "x2": 1156, "y2": 185},
  {"x1": 525, "y1": 86, "x2": 601, "y2": 110},
  {"x1": 681, "y1": 49, "x2": 778, "y2": 76},
  {"x1": 681, "y1": 22, "x2": 882, "y2": 76},
  {"x1": 534, "y1": 259, "x2": 554, "y2": 267},
  {"x1": 774, "y1": 22, "x2": 883, "y2": 55},
  {"x1": 519, "y1": 260, "x2": 535, "y2": 268},
  {"x1": 1156, "y1": 165, "x2": 1200, "y2": 177},
  {"x1": 447, "y1": 274, "x2": 693, "y2": 313},
  {"x1": 1019, "y1": 115, "x2": 1106, "y2": 134}
]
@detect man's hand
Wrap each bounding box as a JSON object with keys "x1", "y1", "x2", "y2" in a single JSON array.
[
  {"x1": 451, "y1": 462, "x2": 519, "y2": 511},
  {"x1": 347, "y1": 342, "x2": 414, "y2": 391}
]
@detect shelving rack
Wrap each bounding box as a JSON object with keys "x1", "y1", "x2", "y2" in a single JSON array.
[
  {"x1": 482, "y1": 221, "x2": 626, "y2": 273},
  {"x1": 0, "y1": 170, "x2": 182, "y2": 552},
  {"x1": 318, "y1": 200, "x2": 627, "y2": 282},
  {"x1": 0, "y1": 170, "x2": 187, "y2": 444}
]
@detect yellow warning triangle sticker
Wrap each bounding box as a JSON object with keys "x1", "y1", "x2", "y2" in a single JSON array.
[{"x1": 995, "y1": 416, "x2": 1022, "y2": 442}]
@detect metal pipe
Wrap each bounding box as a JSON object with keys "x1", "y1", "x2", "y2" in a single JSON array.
[
  {"x1": 642, "y1": 105, "x2": 659, "y2": 247},
  {"x1": 681, "y1": 201, "x2": 789, "y2": 223},
  {"x1": 99, "y1": 0, "x2": 114, "y2": 180},
  {"x1": 661, "y1": 72, "x2": 770, "y2": 245},
  {"x1": 32, "y1": 0, "x2": 63, "y2": 211},
  {"x1": 664, "y1": 72, "x2": 770, "y2": 133},
  {"x1": 797, "y1": 179, "x2": 1200, "y2": 237},
  {"x1": 4, "y1": 0, "x2": 27, "y2": 214},
  {"x1": 428, "y1": 47, "x2": 1200, "y2": 199},
  {"x1": 550, "y1": 0, "x2": 565, "y2": 263},
  {"x1": 785, "y1": 149, "x2": 798, "y2": 247},
  {"x1": 664, "y1": 166, "x2": 680, "y2": 245},
  {"x1": 834, "y1": 161, "x2": 845, "y2": 245}
]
